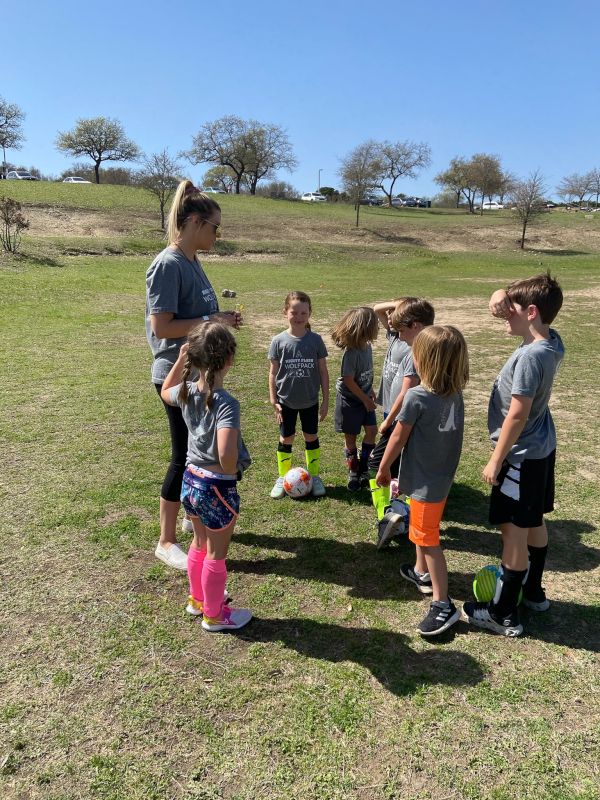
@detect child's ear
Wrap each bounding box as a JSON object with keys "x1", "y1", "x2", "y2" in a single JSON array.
[{"x1": 527, "y1": 304, "x2": 539, "y2": 321}]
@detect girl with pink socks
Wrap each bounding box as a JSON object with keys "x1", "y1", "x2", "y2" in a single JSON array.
[{"x1": 161, "y1": 322, "x2": 252, "y2": 631}]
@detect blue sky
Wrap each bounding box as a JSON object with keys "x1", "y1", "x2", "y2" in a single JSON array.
[{"x1": 3, "y1": 0, "x2": 599, "y2": 198}]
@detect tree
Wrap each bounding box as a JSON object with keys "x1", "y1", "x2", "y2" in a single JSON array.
[
  {"x1": 319, "y1": 186, "x2": 340, "y2": 201},
  {"x1": 202, "y1": 165, "x2": 237, "y2": 193},
  {"x1": 0, "y1": 97, "x2": 25, "y2": 178},
  {"x1": 586, "y1": 167, "x2": 600, "y2": 207},
  {"x1": 255, "y1": 180, "x2": 299, "y2": 200},
  {"x1": 339, "y1": 141, "x2": 381, "y2": 227},
  {"x1": 56, "y1": 117, "x2": 140, "y2": 184},
  {"x1": 0, "y1": 196, "x2": 29, "y2": 253},
  {"x1": 185, "y1": 116, "x2": 297, "y2": 195},
  {"x1": 373, "y1": 140, "x2": 431, "y2": 207},
  {"x1": 469, "y1": 153, "x2": 503, "y2": 215},
  {"x1": 498, "y1": 170, "x2": 518, "y2": 204},
  {"x1": 137, "y1": 149, "x2": 183, "y2": 230},
  {"x1": 435, "y1": 157, "x2": 478, "y2": 211},
  {"x1": 510, "y1": 170, "x2": 548, "y2": 249},
  {"x1": 556, "y1": 172, "x2": 591, "y2": 207}
]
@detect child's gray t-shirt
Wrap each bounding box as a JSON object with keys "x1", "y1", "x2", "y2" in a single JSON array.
[
  {"x1": 397, "y1": 385, "x2": 464, "y2": 503},
  {"x1": 268, "y1": 330, "x2": 328, "y2": 409},
  {"x1": 336, "y1": 346, "x2": 374, "y2": 401},
  {"x1": 169, "y1": 384, "x2": 252, "y2": 473},
  {"x1": 376, "y1": 332, "x2": 412, "y2": 415},
  {"x1": 388, "y1": 348, "x2": 417, "y2": 418},
  {"x1": 487, "y1": 329, "x2": 564, "y2": 462},
  {"x1": 146, "y1": 247, "x2": 219, "y2": 384}
]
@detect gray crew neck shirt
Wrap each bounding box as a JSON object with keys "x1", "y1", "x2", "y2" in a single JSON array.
[
  {"x1": 376, "y1": 332, "x2": 412, "y2": 414},
  {"x1": 488, "y1": 329, "x2": 565, "y2": 462},
  {"x1": 169, "y1": 384, "x2": 252, "y2": 473},
  {"x1": 268, "y1": 330, "x2": 328, "y2": 409},
  {"x1": 336, "y1": 346, "x2": 374, "y2": 402},
  {"x1": 397, "y1": 385, "x2": 465, "y2": 503},
  {"x1": 146, "y1": 247, "x2": 219, "y2": 384}
]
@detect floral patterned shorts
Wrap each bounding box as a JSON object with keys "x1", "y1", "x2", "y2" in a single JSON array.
[{"x1": 181, "y1": 467, "x2": 240, "y2": 531}]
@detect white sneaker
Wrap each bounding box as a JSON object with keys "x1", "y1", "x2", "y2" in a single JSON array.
[
  {"x1": 155, "y1": 542, "x2": 188, "y2": 571},
  {"x1": 201, "y1": 607, "x2": 253, "y2": 632},
  {"x1": 181, "y1": 517, "x2": 194, "y2": 533},
  {"x1": 311, "y1": 475, "x2": 326, "y2": 497},
  {"x1": 186, "y1": 590, "x2": 231, "y2": 616},
  {"x1": 270, "y1": 477, "x2": 286, "y2": 499}
]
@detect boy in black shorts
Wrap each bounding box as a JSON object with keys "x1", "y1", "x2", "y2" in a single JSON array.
[{"x1": 464, "y1": 273, "x2": 564, "y2": 637}]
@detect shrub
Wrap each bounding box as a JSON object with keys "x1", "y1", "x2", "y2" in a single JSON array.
[{"x1": 0, "y1": 196, "x2": 29, "y2": 253}]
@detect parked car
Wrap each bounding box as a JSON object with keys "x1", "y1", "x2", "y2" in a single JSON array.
[
  {"x1": 63, "y1": 176, "x2": 91, "y2": 184},
  {"x1": 301, "y1": 192, "x2": 327, "y2": 202},
  {"x1": 403, "y1": 197, "x2": 427, "y2": 208},
  {"x1": 6, "y1": 170, "x2": 37, "y2": 180},
  {"x1": 359, "y1": 194, "x2": 382, "y2": 206},
  {"x1": 478, "y1": 201, "x2": 504, "y2": 210},
  {"x1": 202, "y1": 186, "x2": 227, "y2": 193}
]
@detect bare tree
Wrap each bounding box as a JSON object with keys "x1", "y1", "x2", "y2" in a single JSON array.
[
  {"x1": 339, "y1": 141, "x2": 381, "y2": 227},
  {"x1": 137, "y1": 149, "x2": 182, "y2": 230},
  {"x1": 0, "y1": 196, "x2": 29, "y2": 253},
  {"x1": 498, "y1": 170, "x2": 518, "y2": 204},
  {"x1": 56, "y1": 117, "x2": 140, "y2": 184},
  {"x1": 556, "y1": 172, "x2": 591, "y2": 208},
  {"x1": 0, "y1": 97, "x2": 25, "y2": 178},
  {"x1": 511, "y1": 170, "x2": 548, "y2": 249},
  {"x1": 185, "y1": 116, "x2": 297, "y2": 195},
  {"x1": 586, "y1": 167, "x2": 600, "y2": 207},
  {"x1": 373, "y1": 140, "x2": 431, "y2": 207}
]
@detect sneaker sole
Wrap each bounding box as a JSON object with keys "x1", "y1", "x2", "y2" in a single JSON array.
[
  {"x1": 377, "y1": 515, "x2": 403, "y2": 549},
  {"x1": 418, "y1": 607, "x2": 461, "y2": 636},
  {"x1": 463, "y1": 610, "x2": 523, "y2": 637},
  {"x1": 201, "y1": 616, "x2": 252, "y2": 632}
]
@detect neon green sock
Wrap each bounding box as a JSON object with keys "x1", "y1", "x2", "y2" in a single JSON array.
[
  {"x1": 277, "y1": 448, "x2": 292, "y2": 477},
  {"x1": 369, "y1": 477, "x2": 390, "y2": 521},
  {"x1": 305, "y1": 446, "x2": 320, "y2": 477}
]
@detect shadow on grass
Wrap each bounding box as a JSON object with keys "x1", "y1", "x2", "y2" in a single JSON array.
[
  {"x1": 363, "y1": 228, "x2": 425, "y2": 246},
  {"x1": 244, "y1": 617, "x2": 485, "y2": 696},
  {"x1": 533, "y1": 248, "x2": 589, "y2": 256}
]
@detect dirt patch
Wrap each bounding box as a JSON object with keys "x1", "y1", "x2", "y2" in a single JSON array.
[{"x1": 26, "y1": 207, "x2": 136, "y2": 238}]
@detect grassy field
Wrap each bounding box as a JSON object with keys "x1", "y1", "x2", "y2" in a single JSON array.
[{"x1": 1, "y1": 188, "x2": 599, "y2": 800}]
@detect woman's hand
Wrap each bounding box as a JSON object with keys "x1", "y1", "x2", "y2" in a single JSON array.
[{"x1": 220, "y1": 310, "x2": 243, "y2": 329}]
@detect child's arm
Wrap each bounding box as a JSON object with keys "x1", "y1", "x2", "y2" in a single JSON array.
[
  {"x1": 343, "y1": 376, "x2": 377, "y2": 411},
  {"x1": 318, "y1": 357, "x2": 329, "y2": 421},
  {"x1": 373, "y1": 300, "x2": 396, "y2": 330},
  {"x1": 160, "y1": 343, "x2": 189, "y2": 405},
  {"x1": 217, "y1": 427, "x2": 239, "y2": 475},
  {"x1": 375, "y1": 420, "x2": 413, "y2": 486},
  {"x1": 489, "y1": 289, "x2": 515, "y2": 319},
  {"x1": 482, "y1": 394, "x2": 534, "y2": 484},
  {"x1": 379, "y1": 374, "x2": 419, "y2": 434},
  {"x1": 269, "y1": 359, "x2": 283, "y2": 425}
]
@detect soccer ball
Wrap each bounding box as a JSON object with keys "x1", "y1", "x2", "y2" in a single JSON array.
[
  {"x1": 283, "y1": 467, "x2": 313, "y2": 499},
  {"x1": 473, "y1": 564, "x2": 523, "y2": 604}
]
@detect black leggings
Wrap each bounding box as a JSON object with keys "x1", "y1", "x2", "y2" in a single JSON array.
[{"x1": 155, "y1": 383, "x2": 188, "y2": 503}]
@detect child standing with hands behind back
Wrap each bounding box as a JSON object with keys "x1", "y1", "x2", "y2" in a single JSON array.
[
  {"x1": 332, "y1": 306, "x2": 380, "y2": 491},
  {"x1": 268, "y1": 291, "x2": 329, "y2": 499},
  {"x1": 377, "y1": 326, "x2": 469, "y2": 636}
]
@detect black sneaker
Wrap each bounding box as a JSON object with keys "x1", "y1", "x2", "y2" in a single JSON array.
[
  {"x1": 522, "y1": 586, "x2": 550, "y2": 612},
  {"x1": 347, "y1": 472, "x2": 361, "y2": 491},
  {"x1": 463, "y1": 600, "x2": 523, "y2": 637},
  {"x1": 399, "y1": 564, "x2": 433, "y2": 595},
  {"x1": 359, "y1": 472, "x2": 370, "y2": 489},
  {"x1": 417, "y1": 600, "x2": 460, "y2": 636},
  {"x1": 376, "y1": 509, "x2": 404, "y2": 549}
]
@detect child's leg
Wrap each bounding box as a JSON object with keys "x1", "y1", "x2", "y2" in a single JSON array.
[
  {"x1": 300, "y1": 405, "x2": 321, "y2": 477},
  {"x1": 421, "y1": 545, "x2": 448, "y2": 602},
  {"x1": 188, "y1": 518, "x2": 208, "y2": 604},
  {"x1": 368, "y1": 433, "x2": 392, "y2": 520},
  {"x1": 277, "y1": 436, "x2": 294, "y2": 475},
  {"x1": 490, "y1": 522, "x2": 528, "y2": 618},
  {"x1": 523, "y1": 522, "x2": 549, "y2": 607},
  {"x1": 202, "y1": 520, "x2": 236, "y2": 619},
  {"x1": 344, "y1": 433, "x2": 360, "y2": 490},
  {"x1": 359, "y1": 424, "x2": 377, "y2": 480}
]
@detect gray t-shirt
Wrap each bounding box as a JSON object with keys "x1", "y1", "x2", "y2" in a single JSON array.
[
  {"x1": 169, "y1": 384, "x2": 251, "y2": 473},
  {"x1": 387, "y1": 347, "x2": 418, "y2": 418},
  {"x1": 377, "y1": 332, "x2": 412, "y2": 414},
  {"x1": 336, "y1": 346, "x2": 374, "y2": 402},
  {"x1": 397, "y1": 385, "x2": 465, "y2": 503},
  {"x1": 488, "y1": 329, "x2": 565, "y2": 462},
  {"x1": 268, "y1": 330, "x2": 328, "y2": 409},
  {"x1": 146, "y1": 247, "x2": 219, "y2": 384}
]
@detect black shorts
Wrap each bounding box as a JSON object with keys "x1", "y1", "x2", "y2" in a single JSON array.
[
  {"x1": 335, "y1": 393, "x2": 377, "y2": 435},
  {"x1": 367, "y1": 421, "x2": 401, "y2": 476},
  {"x1": 489, "y1": 449, "x2": 556, "y2": 529},
  {"x1": 280, "y1": 403, "x2": 319, "y2": 438}
]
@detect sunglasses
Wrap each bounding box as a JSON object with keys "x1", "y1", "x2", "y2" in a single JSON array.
[{"x1": 199, "y1": 217, "x2": 222, "y2": 238}]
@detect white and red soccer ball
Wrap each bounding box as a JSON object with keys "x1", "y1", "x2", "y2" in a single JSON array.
[{"x1": 283, "y1": 467, "x2": 313, "y2": 499}]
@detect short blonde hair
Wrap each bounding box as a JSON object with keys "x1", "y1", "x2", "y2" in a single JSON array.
[
  {"x1": 412, "y1": 325, "x2": 469, "y2": 396},
  {"x1": 331, "y1": 306, "x2": 379, "y2": 350}
]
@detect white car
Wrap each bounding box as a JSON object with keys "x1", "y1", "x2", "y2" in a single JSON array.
[
  {"x1": 6, "y1": 170, "x2": 37, "y2": 180},
  {"x1": 479, "y1": 201, "x2": 504, "y2": 210},
  {"x1": 63, "y1": 176, "x2": 91, "y2": 184},
  {"x1": 301, "y1": 192, "x2": 327, "y2": 202},
  {"x1": 202, "y1": 186, "x2": 226, "y2": 193}
]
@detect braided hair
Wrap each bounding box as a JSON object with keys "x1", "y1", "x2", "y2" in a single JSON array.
[{"x1": 178, "y1": 323, "x2": 237, "y2": 408}]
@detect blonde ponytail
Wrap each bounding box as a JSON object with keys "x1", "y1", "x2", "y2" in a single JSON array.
[{"x1": 166, "y1": 179, "x2": 221, "y2": 244}]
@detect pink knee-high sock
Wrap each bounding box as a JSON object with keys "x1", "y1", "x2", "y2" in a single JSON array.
[
  {"x1": 187, "y1": 545, "x2": 207, "y2": 601},
  {"x1": 201, "y1": 559, "x2": 227, "y2": 619}
]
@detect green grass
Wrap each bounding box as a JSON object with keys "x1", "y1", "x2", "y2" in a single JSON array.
[{"x1": 1, "y1": 185, "x2": 599, "y2": 800}]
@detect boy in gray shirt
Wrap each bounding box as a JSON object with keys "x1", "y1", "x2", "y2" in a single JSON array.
[{"x1": 464, "y1": 273, "x2": 565, "y2": 638}]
